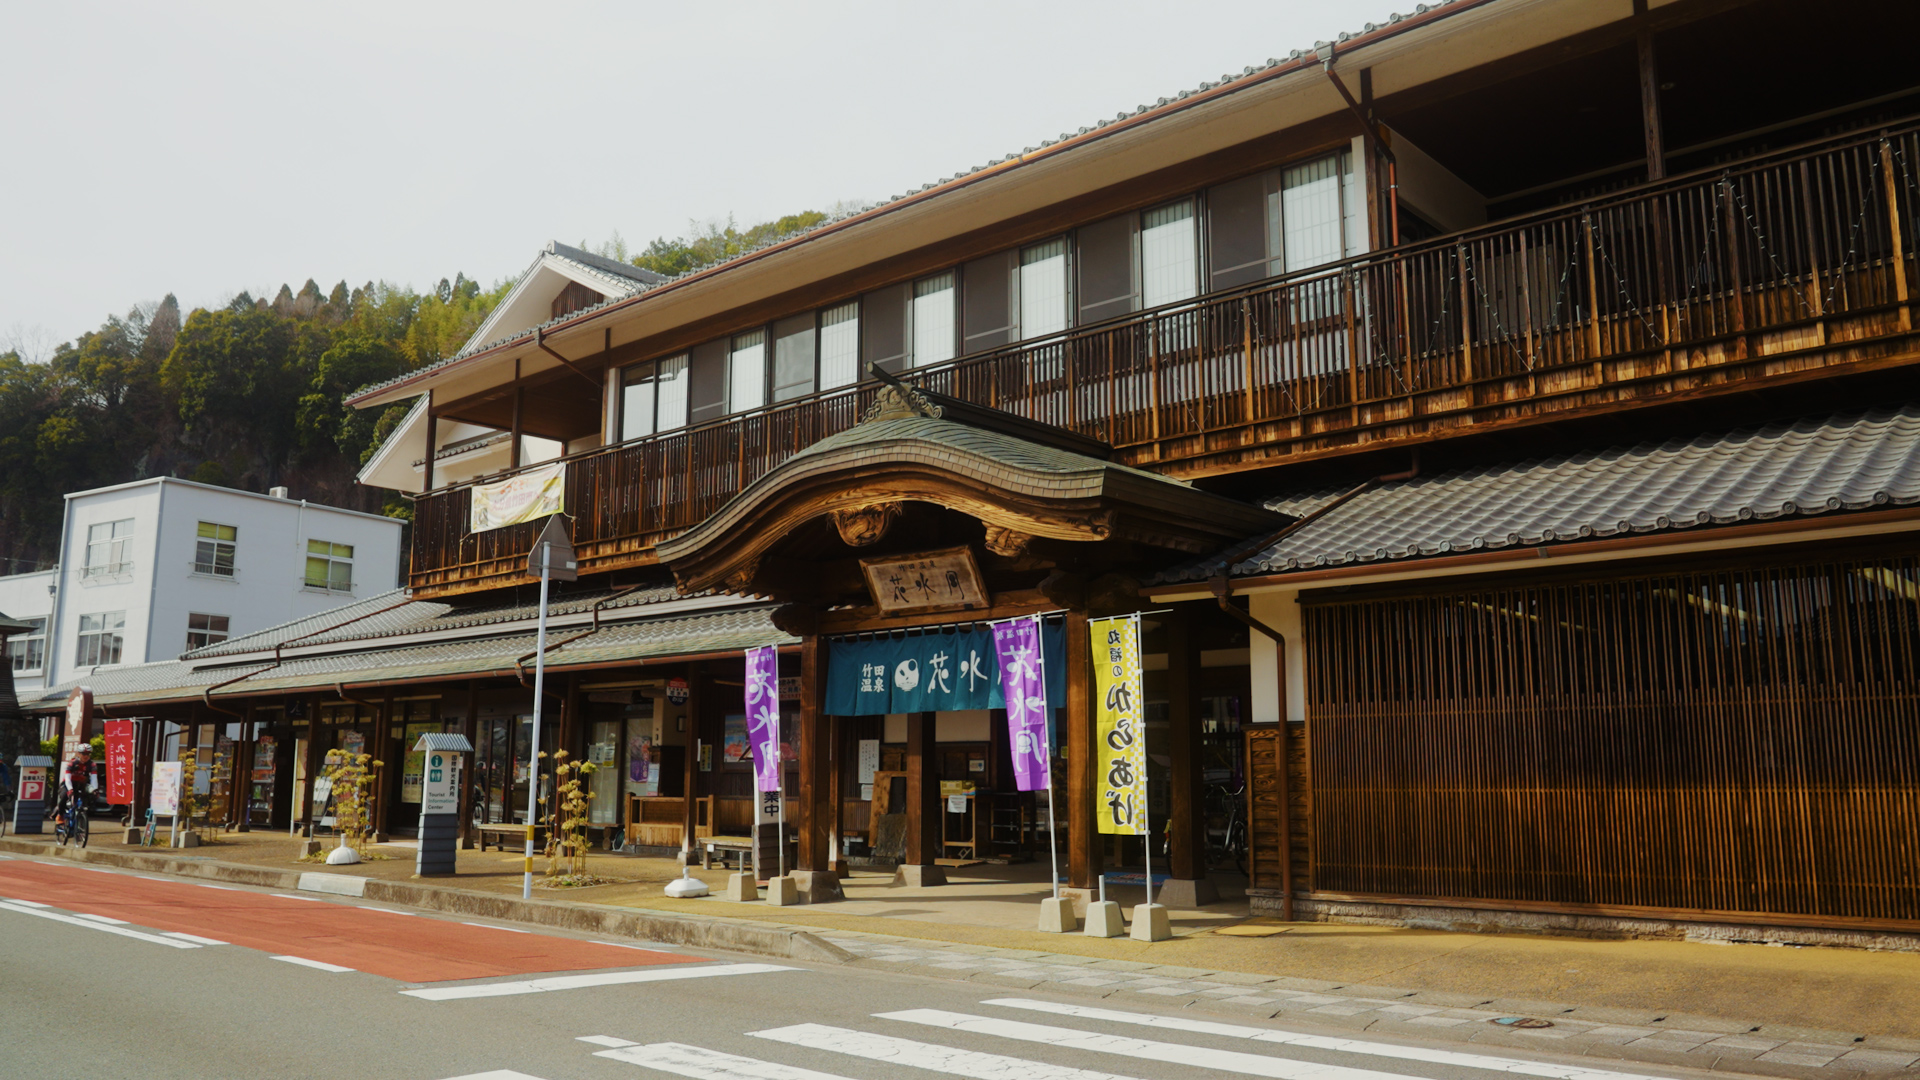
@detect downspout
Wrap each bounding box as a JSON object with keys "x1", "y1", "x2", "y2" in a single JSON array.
[
  {"x1": 200, "y1": 595, "x2": 417, "y2": 717},
  {"x1": 1319, "y1": 40, "x2": 1399, "y2": 247},
  {"x1": 1203, "y1": 454, "x2": 1420, "y2": 921},
  {"x1": 514, "y1": 585, "x2": 645, "y2": 686},
  {"x1": 140, "y1": 478, "x2": 169, "y2": 667}
]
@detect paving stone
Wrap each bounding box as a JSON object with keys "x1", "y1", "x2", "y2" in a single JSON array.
[
  {"x1": 969, "y1": 972, "x2": 1048, "y2": 989},
  {"x1": 1142, "y1": 964, "x2": 1217, "y2": 978},
  {"x1": 1630, "y1": 1030, "x2": 1723, "y2": 1049},
  {"x1": 1403, "y1": 990, "x2": 1507, "y2": 1009},
  {"x1": 1723, "y1": 1058, "x2": 1834, "y2": 1080},
  {"x1": 1378, "y1": 1004, "x2": 1443, "y2": 1017},
  {"x1": 1086, "y1": 959, "x2": 1160, "y2": 972},
  {"x1": 1406, "y1": 1016, "x2": 1474, "y2": 1028},
  {"x1": 1708, "y1": 1036, "x2": 1788, "y2": 1053},
  {"x1": 1136, "y1": 985, "x2": 1205, "y2": 997},
  {"x1": 1329, "y1": 983, "x2": 1422, "y2": 1001},
  {"x1": 1308, "y1": 1003, "x2": 1379, "y2": 1017},
  {"x1": 1831, "y1": 1049, "x2": 1920, "y2": 1072},
  {"x1": 1278, "y1": 993, "x2": 1347, "y2": 1005},
  {"x1": 1759, "y1": 1046, "x2": 1846, "y2": 1068},
  {"x1": 1861, "y1": 1037, "x2": 1920, "y2": 1055},
  {"x1": 1202, "y1": 971, "x2": 1283, "y2": 987}
]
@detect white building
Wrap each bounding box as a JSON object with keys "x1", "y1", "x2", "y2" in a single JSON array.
[{"x1": 0, "y1": 478, "x2": 403, "y2": 695}]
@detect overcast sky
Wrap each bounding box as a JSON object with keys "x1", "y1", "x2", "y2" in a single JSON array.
[{"x1": 1, "y1": 1, "x2": 1396, "y2": 356}]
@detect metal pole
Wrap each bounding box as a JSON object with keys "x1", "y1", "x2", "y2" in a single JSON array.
[
  {"x1": 1136, "y1": 613, "x2": 1153, "y2": 909},
  {"x1": 522, "y1": 543, "x2": 551, "y2": 901},
  {"x1": 1035, "y1": 615, "x2": 1060, "y2": 901}
]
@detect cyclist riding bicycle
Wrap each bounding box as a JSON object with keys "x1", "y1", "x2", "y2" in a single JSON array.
[{"x1": 59, "y1": 745, "x2": 94, "y2": 816}]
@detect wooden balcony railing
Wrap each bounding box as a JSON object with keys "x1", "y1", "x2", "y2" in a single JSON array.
[{"x1": 410, "y1": 122, "x2": 1920, "y2": 595}]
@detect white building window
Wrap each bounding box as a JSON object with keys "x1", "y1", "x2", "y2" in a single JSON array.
[
  {"x1": 1140, "y1": 200, "x2": 1199, "y2": 308},
  {"x1": 193, "y1": 521, "x2": 237, "y2": 576},
  {"x1": 1282, "y1": 155, "x2": 1347, "y2": 272},
  {"x1": 729, "y1": 330, "x2": 766, "y2": 413},
  {"x1": 1019, "y1": 239, "x2": 1070, "y2": 339},
  {"x1": 9, "y1": 616, "x2": 46, "y2": 673},
  {"x1": 76, "y1": 611, "x2": 126, "y2": 667},
  {"x1": 186, "y1": 612, "x2": 230, "y2": 651},
  {"x1": 818, "y1": 302, "x2": 860, "y2": 390},
  {"x1": 83, "y1": 519, "x2": 135, "y2": 579},
  {"x1": 911, "y1": 272, "x2": 956, "y2": 367},
  {"x1": 621, "y1": 354, "x2": 689, "y2": 441},
  {"x1": 304, "y1": 540, "x2": 354, "y2": 592}
]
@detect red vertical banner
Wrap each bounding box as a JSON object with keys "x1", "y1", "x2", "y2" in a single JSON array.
[{"x1": 105, "y1": 719, "x2": 136, "y2": 805}]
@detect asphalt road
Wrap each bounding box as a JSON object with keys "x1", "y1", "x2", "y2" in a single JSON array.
[{"x1": 0, "y1": 855, "x2": 1714, "y2": 1080}]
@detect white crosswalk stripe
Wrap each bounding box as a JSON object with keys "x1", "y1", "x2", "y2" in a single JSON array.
[
  {"x1": 984, "y1": 999, "x2": 1676, "y2": 1080},
  {"x1": 752, "y1": 1022, "x2": 1146, "y2": 1080},
  {"x1": 596, "y1": 1042, "x2": 854, "y2": 1080},
  {"x1": 878, "y1": 1008, "x2": 1441, "y2": 1080},
  {"x1": 403, "y1": 962, "x2": 794, "y2": 1001},
  {"x1": 0, "y1": 898, "x2": 200, "y2": 949}
]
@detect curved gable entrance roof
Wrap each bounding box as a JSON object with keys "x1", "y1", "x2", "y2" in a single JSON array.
[{"x1": 658, "y1": 382, "x2": 1283, "y2": 599}]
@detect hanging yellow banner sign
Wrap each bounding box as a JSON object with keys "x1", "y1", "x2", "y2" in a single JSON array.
[
  {"x1": 1089, "y1": 613, "x2": 1146, "y2": 835},
  {"x1": 469, "y1": 461, "x2": 566, "y2": 532}
]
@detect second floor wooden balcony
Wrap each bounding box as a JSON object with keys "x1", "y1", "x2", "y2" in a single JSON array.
[{"x1": 409, "y1": 121, "x2": 1920, "y2": 597}]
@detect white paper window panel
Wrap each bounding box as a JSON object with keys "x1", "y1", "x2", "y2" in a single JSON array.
[
  {"x1": 911, "y1": 273, "x2": 956, "y2": 367},
  {"x1": 729, "y1": 335, "x2": 766, "y2": 413},
  {"x1": 818, "y1": 303, "x2": 860, "y2": 390},
  {"x1": 1019, "y1": 242, "x2": 1069, "y2": 339},
  {"x1": 655, "y1": 355, "x2": 688, "y2": 430},
  {"x1": 620, "y1": 377, "x2": 656, "y2": 440},
  {"x1": 1140, "y1": 201, "x2": 1197, "y2": 308},
  {"x1": 1283, "y1": 155, "x2": 1345, "y2": 273}
]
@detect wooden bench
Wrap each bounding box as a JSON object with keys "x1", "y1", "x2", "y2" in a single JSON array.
[
  {"x1": 477, "y1": 823, "x2": 545, "y2": 852},
  {"x1": 701, "y1": 836, "x2": 754, "y2": 870}
]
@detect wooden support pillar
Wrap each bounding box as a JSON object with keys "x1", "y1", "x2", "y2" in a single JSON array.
[
  {"x1": 1065, "y1": 611, "x2": 1102, "y2": 891},
  {"x1": 1634, "y1": 0, "x2": 1665, "y2": 182},
  {"x1": 459, "y1": 680, "x2": 479, "y2": 849},
  {"x1": 680, "y1": 662, "x2": 703, "y2": 862},
  {"x1": 231, "y1": 703, "x2": 256, "y2": 832},
  {"x1": 510, "y1": 386, "x2": 525, "y2": 470},
  {"x1": 422, "y1": 389, "x2": 438, "y2": 492},
  {"x1": 1160, "y1": 609, "x2": 1216, "y2": 909},
  {"x1": 897, "y1": 711, "x2": 945, "y2": 886},
  {"x1": 298, "y1": 698, "x2": 320, "y2": 835},
  {"x1": 797, "y1": 635, "x2": 830, "y2": 872},
  {"x1": 372, "y1": 693, "x2": 394, "y2": 842}
]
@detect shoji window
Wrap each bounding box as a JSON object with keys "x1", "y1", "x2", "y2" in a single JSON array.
[
  {"x1": 1282, "y1": 155, "x2": 1345, "y2": 272},
  {"x1": 819, "y1": 302, "x2": 861, "y2": 389},
  {"x1": 1140, "y1": 199, "x2": 1198, "y2": 308},
  {"x1": 729, "y1": 329, "x2": 766, "y2": 413},
  {"x1": 772, "y1": 313, "x2": 817, "y2": 403},
  {"x1": 911, "y1": 272, "x2": 956, "y2": 366},
  {"x1": 655, "y1": 354, "x2": 688, "y2": 430},
  {"x1": 962, "y1": 250, "x2": 1017, "y2": 353},
  {"x1": 1019, "y1": 239, "x2": 1070, "y2": 338},
  {"x1": 621, "y1": 355, "x2": 689, "y2": 440}
]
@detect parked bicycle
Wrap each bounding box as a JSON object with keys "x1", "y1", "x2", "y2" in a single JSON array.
[{"x1": 1204, "y1": 782, "x2": 1247, "y2": 875}]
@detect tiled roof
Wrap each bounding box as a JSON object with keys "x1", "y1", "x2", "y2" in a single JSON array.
[
  {"x1": 1160, "y1": 405, "x2": 1920, "y2": 582},
  {"x1": 544, "y1": 241, "x2": 667, "y2": 288},
  {"x1": 182, "y1": 583, "x2": 690, "y2": 659},
  {"x1": 348, "y1": 1, "x2": 1474, "y2": 402},
  {"x1": 32, "y1": 603, "x2": 790, "y2": 709}
]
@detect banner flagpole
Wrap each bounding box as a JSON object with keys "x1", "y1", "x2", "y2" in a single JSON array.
[
  {"x1": 1134, "y1": 612, "x2": 1152, "y2": 908},
  {"x1": 1032, "y1": 614, "x2": 1060, "y2": 901}
]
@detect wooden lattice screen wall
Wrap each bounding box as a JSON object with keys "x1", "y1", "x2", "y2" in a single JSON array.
[{"x1": 1302, "y1": 549, "x2": 1920, "y2": 926}]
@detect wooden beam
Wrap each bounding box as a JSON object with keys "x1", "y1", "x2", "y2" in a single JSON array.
[
  {"x1": 1634, "y1": 0, "x2": 1666, "y2": 181},
  {"x1": 459, "y1": 680, "x2": 479, "y2": 849},
  {"x1": 904, "y1": 712, "x2": 938, "y2": 867},
  {"x1": 681, "y1": 662, "x2": 703, "y2": 862},
  {"x1": 422, "y1": 391, "x2": 438, "y2": 492},
  {"x1": 1065, "y1": 611, "x2": 1101, "y2": 889},
  {"x1": 797, "y1": 634, "x2": 829, "y2": 872},
  {"x1": 1164, "y1": 609, "x2": 1206, "y2": 883}
]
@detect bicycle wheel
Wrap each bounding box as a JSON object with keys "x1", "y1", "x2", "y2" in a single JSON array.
[
  {"x1": 1227, "y1": 820, "x2": 1247, "y2": 876},
  {"x1": 55, "y1": 815, "x2": 70, "y2": 846},
  {"x1": 75, "y1": 812, "x2": 89, "y2": 849}
]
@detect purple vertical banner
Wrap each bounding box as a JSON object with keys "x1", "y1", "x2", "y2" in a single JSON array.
[
  {"x1": 744, "y1": 645, "x2": 781, "y2": 793},
  {"x1": 993, "y1": 616, "x2": 1050, "y2": 792}
]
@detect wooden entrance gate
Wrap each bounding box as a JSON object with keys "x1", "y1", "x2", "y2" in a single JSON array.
[{"x1": 1295, "y1": 547, "x2": 1920, "y2": 927}]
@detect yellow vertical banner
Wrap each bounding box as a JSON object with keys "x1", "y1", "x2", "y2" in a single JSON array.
[{"x1": 1089, "y1": 613, "x2": 1146, "y2": 835}]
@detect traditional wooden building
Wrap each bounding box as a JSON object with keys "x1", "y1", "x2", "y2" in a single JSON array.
[{"x1": 33, "y1": 0, "x2": 1920, "y2": 939}]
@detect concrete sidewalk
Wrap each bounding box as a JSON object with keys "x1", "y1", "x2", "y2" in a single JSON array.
[{"x1": 6, "y1": 830, "x2": 1918, "y2": 1077}]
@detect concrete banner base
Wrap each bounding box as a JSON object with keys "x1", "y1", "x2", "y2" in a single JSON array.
[
  {"x1": 1037, "y1": 896, "x2": 1078, "y2": 933},
  {"x1": 790, "y1": 870, "x2": 843, "y2": 903},
  {"x1": 723, "y1": 872, "x2": 757, "y2": 902},
  {"x1": 765, "y1": 876, "x2": 799, "y2": 906},
  {"x1": 1130, "y1": 902, "x2": 1171, "y2": 941},
  {"x1": 1083, "y1": 899, "x2": 1125, "y2": 938}
]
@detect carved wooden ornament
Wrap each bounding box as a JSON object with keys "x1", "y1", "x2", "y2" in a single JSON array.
[{"x1": 831, "y1": 502, "x2": 903, "y2": 547}]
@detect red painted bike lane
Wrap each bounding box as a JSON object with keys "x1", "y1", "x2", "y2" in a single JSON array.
[{"x1": 0, "y1": 860, "x2": 694, "y2": 982}]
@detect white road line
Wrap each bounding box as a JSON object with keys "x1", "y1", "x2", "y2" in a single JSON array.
[
  {"x1": 364, "y1": 907, "x2": 418, "y2": 916},
  {"x1": 461, "y1": 921, "x2": 531, "y2": 933},
  {"x1": 138, "y1": 876, "x2": 172, "y2": 882},
  {"x1": 577, "y1": 1035, "x2": 637, "y2": 1048},
  {"x1": 271, "y1": 893, "x2": 329, "y2": 902},
  {"x1": 73, "y1": 865, "x2": 119, "y2": 874},
  {"x1": 193, "y1": 882, "x2": 239, "y2": 890},
  {"x1": 754, "y1": 1022, "x2": 1146, "y2": 1080},
  {"x1": 402, "y1": 962, "x2": 794, "y2": 1001},
  {"x1": 985, "y1": 1000, "x2": 1676, "y2": 1080},
  {"x1": 0, "y1": 896, "x2": 51, "y2": 908},
  {"x1": 592, "y1": 939, "x2": 678, "y2": 952},
  {"x1": 596, "y1": 1043, "x2": 852, "y2": 1080},
  {"x1": 74, "y1": 912, "x2": 131, "y2": 924},
  {"x1": 0, "y1": 899, "x2": 200, "y2": 949},
  {"x1": 163, "y1": 932, "x2": 228, "y2": 945},
  {"x1": 271, "y1": 955, "x2": 355, "y2": 973},
  {"x1": 436, "y1": 1072, "x2": 550, "y2": 1080},
  {"x1": 879, "y1": 1009, "x2": 1412, "y2": 1080}
]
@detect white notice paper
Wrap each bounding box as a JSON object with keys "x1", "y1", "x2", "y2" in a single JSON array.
[{"x1": 946, "y1": 795, "x2": 967, "y2": 813}]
